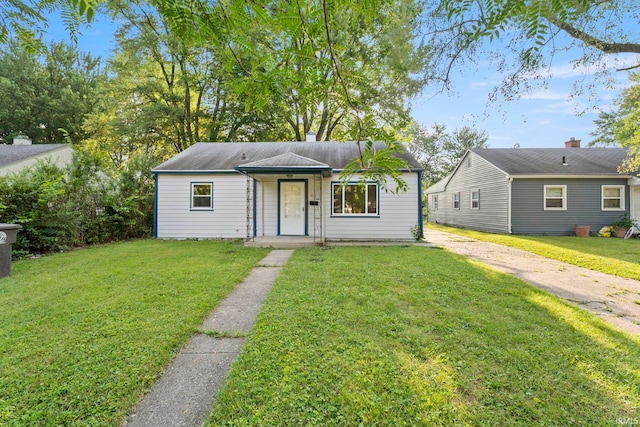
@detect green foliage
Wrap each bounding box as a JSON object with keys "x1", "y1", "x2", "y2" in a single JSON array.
[
  {"x1": 0, "y1": 239, "x2": 267, "y2": 425},
  {"x1": 406, "y1": 122, "x2": 489, "y2": 186},
  {"x1": 0, "y1": 40, "x2": 105, "y2": 144},
  {"x1": 424, "y1": 0, "x2": 639, "y2": 101},
  {"x1": 341, "y1": 140, "x2": 410, "y2": 193},
  {"x1": 0, "y1": 150, "x2": 156, "y2": 255},
  {"x1": 209, "y1": 246, "x2": 640, "y2": 425}
]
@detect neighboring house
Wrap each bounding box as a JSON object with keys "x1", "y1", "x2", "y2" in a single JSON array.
[
  {"x1": 425, "y1": 139, "x2": 639, "y2": 235},
  {"x1": 0, "y1": 136, "x2": 73, "y2": 177},
  {"x1": 152, "y1": 140, "x2": 423, "y2": 243}
]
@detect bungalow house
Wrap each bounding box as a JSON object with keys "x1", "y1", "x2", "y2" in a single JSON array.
[
  {"x1": 0, "y1": 136, "x2": 73, "y2": 176},
  {"x1": 152, "y1": 140, "x2": 423, "y2": 244},
  {"x1": 425, "y1": 139, "x2": 639, "y2": 235}
]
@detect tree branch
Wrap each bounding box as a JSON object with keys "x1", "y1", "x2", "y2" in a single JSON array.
[{"x1": 550, "y1": 17, "x2": 640, "y2": 54}]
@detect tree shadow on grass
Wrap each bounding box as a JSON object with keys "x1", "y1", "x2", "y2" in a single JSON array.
[{"x1": 209, "y1": 246, "x2": 640, "y2": 426}]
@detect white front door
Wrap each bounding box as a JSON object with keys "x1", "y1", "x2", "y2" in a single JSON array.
[
  {"x1": 279, "y1": 181, "x2": 306, "y2": 235},
  {"x1": 632, "y1": 186, "x2": 640, "y2": 221}
]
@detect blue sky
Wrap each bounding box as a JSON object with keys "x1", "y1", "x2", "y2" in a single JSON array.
[
  {"x1": 412, "y1": 50, "x2": 636, "y2": 149},
  {"x1": 43, "y1": 11, "x2": 635, "y2": 149}
]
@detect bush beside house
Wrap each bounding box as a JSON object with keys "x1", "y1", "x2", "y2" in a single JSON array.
[{"x1": 0, "y1": 151, "x2": 155, "y2": 256}]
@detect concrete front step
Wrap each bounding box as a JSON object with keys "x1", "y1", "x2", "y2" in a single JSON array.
[{"x1": 244, "y1": 236, "x2": 323, "y2": 248}]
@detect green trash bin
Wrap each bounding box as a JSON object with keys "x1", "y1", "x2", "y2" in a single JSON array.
[{"x1": 0, "y1": 224, "x2": 21, "y2": 277}]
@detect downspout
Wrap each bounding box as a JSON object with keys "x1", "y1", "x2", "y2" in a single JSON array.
[
  {"x1": 507, "y1": 176, "x2": 513, "y2": 234},
  {"x1": 418, "y1": 170, "x2": 424, "y2": 239},
  {"x1": 152, "y1": 173, "x2": 158, "y2": 238},
  {"x1": 253, "y1": 175, "x2": 257, "y2": 238}
]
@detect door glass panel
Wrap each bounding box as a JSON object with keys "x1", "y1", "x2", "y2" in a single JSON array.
[{"x1": 284, "y1": 184, "x2": 302, "y2": 218}]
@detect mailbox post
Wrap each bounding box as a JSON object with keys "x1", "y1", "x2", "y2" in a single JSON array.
[{"x1": 0, "y1": 224, "x2": 21, "y2": 277}]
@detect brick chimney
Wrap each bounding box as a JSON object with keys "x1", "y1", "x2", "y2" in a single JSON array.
[{"x1": 564, "y1": 137, "x2": 580, "y2": 148}]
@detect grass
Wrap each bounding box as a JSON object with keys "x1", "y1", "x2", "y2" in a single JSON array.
[
  {"x1": 0, "y1": 239, "x2": 268, "y2": 426},
  {"x1": 428, "y1": 223, "x2": 640, "y2": 281},
  {"x1": 208, "y1": 246, "x2": 640, "y2": 426}
]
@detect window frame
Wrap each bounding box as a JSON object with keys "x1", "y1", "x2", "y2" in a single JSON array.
[
  {"x1": 470, "y1": 189, "x2": 480, "y2": 209},
  {"x1": 432, "y1": 194, "x2": 438, "y2": 211},
  {"x1": 601, "y1": 185, "x2": 625, "y2": 211},
  {"x1": 331, "y1": 181, "x2": 379, "y2": 216},
  {"x1": 452, "y1": 192, "x2": 460, "y2": 210},
  {"x1": 190, "y1": 182, "x2": 214, "y2": 210},
  {"x1": 543, "y1": 185, "x2": 567, "y2": 211}
]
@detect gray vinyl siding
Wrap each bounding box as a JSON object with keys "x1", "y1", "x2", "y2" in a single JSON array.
[
  {"x1": 427, "y1": 151, "x2": 509, "y2": 233},
  {"x1": 511, "y1": 178, "x2": 630, "y2": 235}
]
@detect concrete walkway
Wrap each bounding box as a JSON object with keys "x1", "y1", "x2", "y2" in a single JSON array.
[
  {"x1": 122, "y1": 250, "x2": 294, "y2": 427},
  {"x1": 425, "y1": 229, "x2": 640, "y2": 335}
]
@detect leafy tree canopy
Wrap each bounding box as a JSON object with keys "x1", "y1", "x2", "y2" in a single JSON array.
[
  {"x1": 406, "y1": 122, "x2": 489, "y2": 186},
  {"x1": 0, "y1": 40, "x2": 105, "y2": 144},
  {"x1": 423, "y1": 0, "x2": 639, "y2": 100}
]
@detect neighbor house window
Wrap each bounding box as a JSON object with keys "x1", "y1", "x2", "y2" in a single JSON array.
[
  {"x1": 601, "y1": 185, "x2": 624, "y2": 210},
  {"x1": 452, "y1": 192, "x2": 460, "y2": 209},
  {"x1": 191, "y1": 182, "x2": 213, "y2": 209},
  {"x1": 471, "y1": 190, "x2": 480, "y2": 209},
  {"x1": 332, "y1": 182, "x2": 378, "y2": 215},
  {"x1": 543, "y1": 185, "x2": 566, "y2": 210},
  {"x1": 432, "y1": 195, "x2": 438, "y2": 211}
]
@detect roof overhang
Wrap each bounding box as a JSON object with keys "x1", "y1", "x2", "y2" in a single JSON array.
[
  {"x1": 510, "y1": 174, "x2": 632, "y2": 179},
  {"x1": 235, "y1": 152, "x2": 333, "y2": 176}
]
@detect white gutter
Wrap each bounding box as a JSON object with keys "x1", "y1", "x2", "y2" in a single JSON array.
[{"x1": 511, "y1": 174, "x2": 631, "y2": 179}]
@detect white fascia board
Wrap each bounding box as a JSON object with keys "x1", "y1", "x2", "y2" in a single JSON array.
[{"x1": 511, "y1": 174, "x2": 632, "y2": 179}]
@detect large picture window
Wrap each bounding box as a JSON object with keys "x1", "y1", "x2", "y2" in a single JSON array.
[
  {"x1": 544, "y1": 185, "x2": 566, "y2": 210},
  {"x1": 191, "y1": 183, "x2": 213, "y2": 209},
  {"x1": 601, "y1": 185, "x2": 624, "y2": 210},
  {"x1": 332, "y1": 182, "x2": 378, "y2": 215}
]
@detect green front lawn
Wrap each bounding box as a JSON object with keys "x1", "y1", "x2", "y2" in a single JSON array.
[
  {"x1": 209, "y1": 246, "x2": 640, "y2": 426},
  {"x1": 428, "y1": 223, "x2": 640, "y2": 281},
  {"x1": 0, "y1": 240, "x2": 268, "y2": 426}
]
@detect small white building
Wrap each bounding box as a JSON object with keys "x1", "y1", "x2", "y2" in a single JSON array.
[
  {"x1": 152, "y1": 141, "x2": 424, "y2": 244},
  {"x1": 0, "y1": 136, "x2": 73, "y2": 176}
]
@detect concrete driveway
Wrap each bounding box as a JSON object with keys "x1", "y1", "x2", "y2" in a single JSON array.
[{"x1": 425, "y1": 228, "x2": 640, "y2": 335}]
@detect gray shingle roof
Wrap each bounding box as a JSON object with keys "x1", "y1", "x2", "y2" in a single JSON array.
[
  {"x1": 153, "y1": 141, "x2": 421, "y2": 172},
  {"x1": 471, "y1": 148, "x2": 630, "y2": 176},
  {"x1": 238, "y1": 153, "x2": 330, "y2": 169},
  {"x1": 0, "y1": 144, "x2": 68, "y2": 167}
]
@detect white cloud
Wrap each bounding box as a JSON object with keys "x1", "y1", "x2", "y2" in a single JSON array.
[
  {"x1": 533, "y1": 53, "x2": 638, "y2": 79},
  {"x1": 519, "y1": 90, "x2": 570, "y2": 100}
]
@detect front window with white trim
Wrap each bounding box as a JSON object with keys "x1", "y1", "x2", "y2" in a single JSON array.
[
  {"x1": 602, "y1": 185, "x2": 625, "y2": 210},
  {"x1": 452, "y1": 192, "x2": 460, "y2": 209},
  {"x1": 191, "y1": 182, "x2": 213, "y2": 209},
  {"x1": 544, "y1": 185, "x2": 566, "y2": 210},
  {"x1": 332, "y1": 182, "x2": 378, "y2": 215}
]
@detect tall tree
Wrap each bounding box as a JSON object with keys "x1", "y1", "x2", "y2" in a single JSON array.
[
  {"x1": 156, "y1": 0, "x2": 430, "y2": 189},
  {"x1": 607, "y1": 71, "x2": 640, "y2": 173},
  {"x1": 83, "y1": 2, "x2": 252, "y2": 164},
  {"x1": 0, "y1": 40, "x2": 104, "y2": 144}
]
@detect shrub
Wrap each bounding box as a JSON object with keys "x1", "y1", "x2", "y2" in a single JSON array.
[{"x1": 0, "y1": 150, "x2": 156, "y2": 256}]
